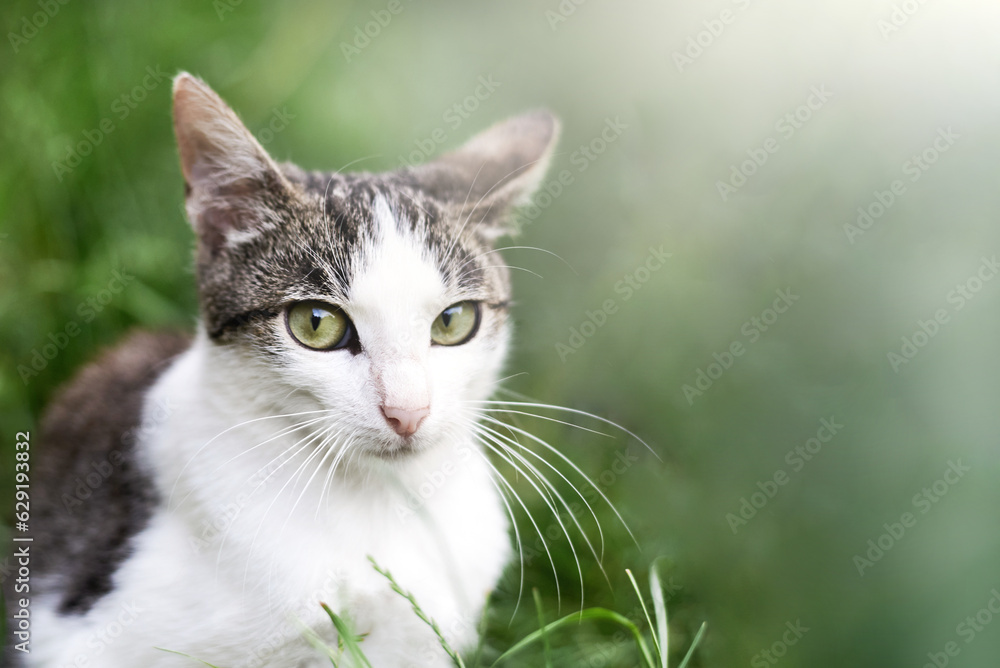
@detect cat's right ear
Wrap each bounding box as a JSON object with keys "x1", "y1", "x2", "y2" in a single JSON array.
[
  {"x1": 172, "y1": 72, "x2": 291, "y2": 253},
  {"x1": 410, "y1": 110, "x2": 560, "y2": 241}
]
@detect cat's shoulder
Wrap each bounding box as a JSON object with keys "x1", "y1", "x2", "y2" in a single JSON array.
[
  {"x1": 41, "y1": 329, "x2": 192, "y2": 443},
  {"x1": 31, "y1": 329, "x2": 192, "y2": 614}
]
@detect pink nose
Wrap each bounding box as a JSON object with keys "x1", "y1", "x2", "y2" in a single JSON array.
[{"x1": 381, "y1": 405, "x2": 430, "y2": 437}]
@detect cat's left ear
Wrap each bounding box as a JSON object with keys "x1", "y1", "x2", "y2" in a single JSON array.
[
  {"x1": 410, "y1": 110, "x2": 560, "y2": 240},
  {"x1": 172, "y1": 72, "x2": 293, "y2": 253}
]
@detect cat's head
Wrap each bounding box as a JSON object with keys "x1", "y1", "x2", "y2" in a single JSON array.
[{"x1": 172, "y1": 73, "x2": 558, "y2": 459}]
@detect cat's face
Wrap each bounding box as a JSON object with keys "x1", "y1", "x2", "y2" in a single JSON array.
[{"x1": 172, "y1": 73, "x2": 557, "y2": 458}]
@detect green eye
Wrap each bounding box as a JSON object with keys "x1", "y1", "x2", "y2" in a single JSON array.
[
  {"x1": 431, "y1": 301, "x2": 480, "y2": 346},
  {"x1": 287, "y1": 301, "x2": 353, "y2": 350}
]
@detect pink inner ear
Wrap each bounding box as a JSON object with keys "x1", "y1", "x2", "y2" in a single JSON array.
[
  {"x1": 183, "y1": 134, "x2": 227, "y2": 185},
  {"x1": 189, "y1": 173, "x2": 283, "y2": 254},
  {"x1": 196, "y1": 203, "x2": 242, "y2": 254},
  {"x1": 185, "y1": 171, "x2": 272, "y2": 251}
]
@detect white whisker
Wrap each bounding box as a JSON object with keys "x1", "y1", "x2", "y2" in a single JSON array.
[
  {"x1": 475, "y1": 419, "x2": 607, "y2": 565},
  {"x1": 469, "y1": 399, "x2": 660, "y2": 460},
  {"x1": 168, "y1": 408, "x2": 339, "y2": 505},
  {"x1": 477, "y1": 413, "x2": 638, "y2": 546},
  {"x1": 477, "y1": 449, "x2": 562, "y2": 612},
  {"x1": 470, "y1": 429, "x2": 582, "y2": 613},
  {"x1": 455, "y1": 263, "x2": 543, "y2": 282},
  {"x1": 482, "y1": 465, "x2": 526, "y2": 621},
  {"x1": 242, "y1": 423, "x2": 333, "y2": 599}
]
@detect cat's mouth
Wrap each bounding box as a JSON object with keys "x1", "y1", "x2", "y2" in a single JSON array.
[{"x1": 371, "y1": 437, "x2": 423, "y2": 460}]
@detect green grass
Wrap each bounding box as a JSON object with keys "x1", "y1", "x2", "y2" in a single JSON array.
[{"x1": 158, "y1": 557, "x2": 706, "y2": 667}]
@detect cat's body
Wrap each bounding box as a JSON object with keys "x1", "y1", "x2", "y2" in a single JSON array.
[
  {"x1": 27, "y1": 330, "x2": 508, "y2": 667},
  {"x1": 12, "y1": 73, "x2": 558, "y2": 667}
]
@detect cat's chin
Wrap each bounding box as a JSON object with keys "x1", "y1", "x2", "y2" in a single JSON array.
[{"x1": 369, "y1": 437, "x2": 426, "y2": 461}]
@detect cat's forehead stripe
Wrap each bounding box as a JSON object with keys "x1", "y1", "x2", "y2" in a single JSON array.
[
  {"x1": 349, "y1": 193, "x2": 446, "y2": 313},
  {"x1": 372, "y1": 193, "x2": 396, "y2": 239},
  {"x1": 361, "y1": 188, "x2": 487, "y2": 296}
]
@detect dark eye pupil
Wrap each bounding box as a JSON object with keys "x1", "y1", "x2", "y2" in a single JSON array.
[
  {"x1": 310, "y1": 311, "x2": 323, "y2": 331},
  {"x1": 442, "y1": 310, "x2": 453, "y2": 327}
]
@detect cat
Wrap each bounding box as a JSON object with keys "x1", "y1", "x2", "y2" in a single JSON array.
[{"x1": 12, "y1": 72, "x2": 559, "y2": 667}]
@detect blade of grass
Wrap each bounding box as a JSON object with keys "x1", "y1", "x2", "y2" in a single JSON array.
[
  {"x1": 649, "y1": 562, "x2": 668, "y2": 668},
  {"x1": 369, "y1": 556, "x2": 466, "y2": 668},
  {"x1": 298, "y1": 623, "x2": 340, "y2": 666},
  {"x1": 295, "y1": 612, "x2": 342, "y2": 666},
  {"x1": 320, "y1": 602, "x2": 374, "y2": 668},
  {"x1": 490, "y1": 607, "x2": 656, "y2": 668},
  {"x1": 532, "y1": 587, "x2": 553, "y2": 668},
  {"x1": 155, "y1": 648, "x2": 223, "y2": 667},
  {"x1": 676, "y1": 621, "x2": 707, "y2": 668},
  {"x1": 626, "y1": 568, "x2": 661, "y2": 662}
]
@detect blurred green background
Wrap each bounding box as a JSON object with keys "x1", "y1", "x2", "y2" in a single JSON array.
[{"x1": 4, "y1": 0, "x2": 1000, "y2": 665}]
